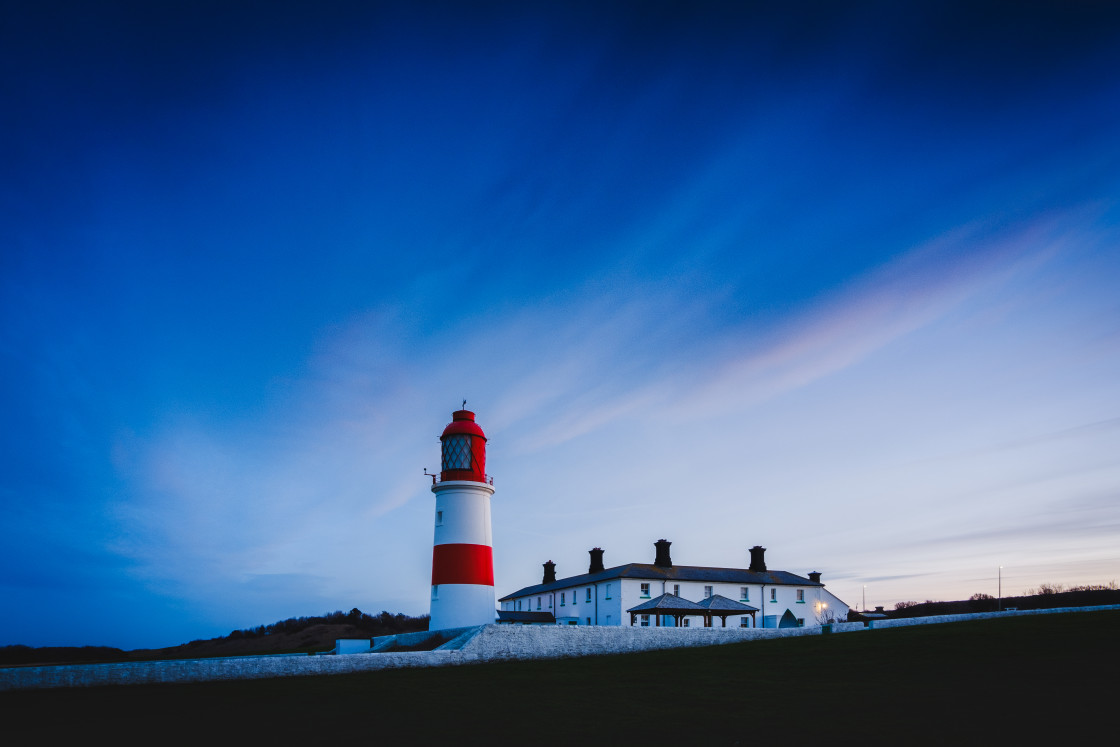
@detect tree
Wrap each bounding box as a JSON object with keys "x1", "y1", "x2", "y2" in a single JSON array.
[
  {"x1": 969, "y1": 592, "x2": 996, "y2": 612},
  {"x1": 1032, "y1": 583, "x2": 1065, "y2": 595}
]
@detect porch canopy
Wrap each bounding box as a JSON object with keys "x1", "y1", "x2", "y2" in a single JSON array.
[
  {"x1": 627, "y1": 593, "x2": 706, "y2": 627},
  {"x1": 695, "y1": 594, "x2": 758, "y2": 627}
]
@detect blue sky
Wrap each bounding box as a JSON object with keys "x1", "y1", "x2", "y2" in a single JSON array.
[{"x1": 2, "y1": 1, "x2": 1119, "y2": 648}]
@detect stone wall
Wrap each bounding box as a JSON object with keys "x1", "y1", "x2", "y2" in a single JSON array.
[
  {"x1": 455, "y1": 619, "x2": 818, "y2": 662},
  {"x1": 0, "y1": 650, "x2": 464, "y2": 691}
]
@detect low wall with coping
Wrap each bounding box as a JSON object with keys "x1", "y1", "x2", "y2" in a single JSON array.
[
  {"x1": 0, "y1": 649, "x2": 465, "y2": 691},
  {"x1": 4, "y1": 604, "x2": 1117, "y2": 691},
  {"x1": 366, "y1": 625, "x2": 477, "y2": 652},
  {"x1": 455, "y1": 619, "x2": 818, "y2": 662}
]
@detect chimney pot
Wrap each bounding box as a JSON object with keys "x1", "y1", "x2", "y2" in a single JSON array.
[
  {"x1": 653, "y1": 539, "x2": 673, "y2": 568},
  {"x1": 748, "y1": 545, "x2": 767, "y2": 573},
  {"x1": 542, "y1": 560, "x2": 556, "y2": 584},
  {"x1": 808, "y1": 571, "x2": 822, "y2": 584},
  {"x1": 588, "y1": 548, "x2": 605, "y2": 574}
]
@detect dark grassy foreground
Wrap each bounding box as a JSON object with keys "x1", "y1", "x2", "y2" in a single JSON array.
[{"x1": 3, "y1": 611, "x2": 1116, "y2": 743}]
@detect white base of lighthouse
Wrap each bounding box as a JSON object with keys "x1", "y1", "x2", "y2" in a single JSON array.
[
  {"x1": 429, "y1": 584, "x2": 496, "y2": 631},
  {"x1": 429, "y1": 480, "x2": 497, "y2": 631}
]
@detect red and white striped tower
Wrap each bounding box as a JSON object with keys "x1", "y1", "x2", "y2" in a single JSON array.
[{"x1": 429, "y1": 408, "x2": 496, "y2": 630}]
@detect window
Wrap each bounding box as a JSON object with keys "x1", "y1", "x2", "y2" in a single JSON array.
[
  {"x1": 435, "y1": 510, "x2": 443, "y2": 525},
  {"x1": 683, "y1": 619, "x2": 690, "y2": 627},
  {"x1": 740, "y1": 617, "x2": 749, "y2": 628},
  {"x1": 606, "y1": 615, "x2": 612, "y2": 625},
  {"x1": 567, "y1": 620, "x2": 577, "y2": 626},
  {"x1": 432, "y1": 585, "x2": 438, "y2": 599},
  {"x1": 516, "y1": 600, "x2": 522, "y2": 611},
  {"x1": 704, "y1": 585, "x2": 713, "y2": 598},
  {"x1": 797, "y1": 618, "x2": 805, "y2": 627},
  {"x1": 548, "y1": 596, "x2": 552, "y2": 608},
  {"x1": 740, "y1": 587, "x2": 749, "y2": 601},
  {"x1": 586, "y1": 617, "x2": 591, "y2": 626},
  {"x1": 640, "y1": 583, "x2": 651, "y2": 598},
  {"x1": 586, "y1": 588, "x2": 592, "y2": 602},
  {"x1": 770, "y1": 588, "x2": 777, "y2": 602},
  {"x1": 605, "y1": 584, "x2": 612, "y2": 599},
  {"x1": 561, "y1": 592, "x2": 565, "y2": 606},
  {"x1": 640, "y1": 614, "x2": 650, "y2": 627},
  {"x1": 673, "y1": 584, "x2": 680, "y2": 596},
  {"x1": 441, "y1": 434, "x2": 472, "y2": 470},
  {"x1": 536, "y1": 597, "x2": 541, "y2": 610},
  {"x1": 797, "y1": 589, "x2": 805, "y2": 603}
]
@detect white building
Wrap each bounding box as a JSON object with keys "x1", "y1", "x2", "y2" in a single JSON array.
[{"x1": 499, "y1": 540, "x2": 849, "y2": 629}]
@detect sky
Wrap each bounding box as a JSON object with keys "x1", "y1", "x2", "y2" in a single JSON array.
[{"x1": 2, "y1": 1, "x2": 1119, "y2": 649}]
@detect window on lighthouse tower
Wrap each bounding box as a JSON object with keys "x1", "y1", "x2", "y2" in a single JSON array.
[{"x1": 442, "y1": 435, "x2": 472, "y2": 471}]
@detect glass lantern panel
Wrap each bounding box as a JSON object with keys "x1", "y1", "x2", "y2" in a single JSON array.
[{"x1": 442, "y1": 434, "x2": 472, "y2": 471}]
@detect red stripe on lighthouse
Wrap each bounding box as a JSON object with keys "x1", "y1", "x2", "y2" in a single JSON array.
[{"x1": 431, "y1": 543, "x2": 494, "y2": 586}]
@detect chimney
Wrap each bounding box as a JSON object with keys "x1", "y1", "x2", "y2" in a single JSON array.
[
  {"x1": 748, "y1": 545, "x2": 767, "y2": 573},
  {"x1": 589, "y1": 548, "x2": 605, "y2": 574},
  {"x1": 653, "y1": 539, "x2": 673, "y2": 568},
  {"x1": 542, "y1": 560, "x2": 556, "y2": 584},
  {"x1": 808, "y1": 571, "x2": 822, "y2": 584}
]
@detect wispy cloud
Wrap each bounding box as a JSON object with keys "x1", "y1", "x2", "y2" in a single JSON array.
[{"x1": 670, "y1": 217, "x2": 1075, "y2": 420}]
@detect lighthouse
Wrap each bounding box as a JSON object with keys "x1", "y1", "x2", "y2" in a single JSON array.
[{"x1": 429, "y1": 408, "x2": 496, "y2": 630}]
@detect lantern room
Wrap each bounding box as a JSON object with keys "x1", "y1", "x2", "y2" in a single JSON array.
[{"x1": 439, "y1": 409, "x2": 488, "y2": 483}]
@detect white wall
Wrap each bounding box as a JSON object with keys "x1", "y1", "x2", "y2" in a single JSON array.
[
  {"x1": 505, "y1": 579, "x2": 624, "y2": 625},
  {"x1": 334, "y1": 639, "x2": 372, "y2": 654},
  {"x1": 431, "y1": 481, "x2": 493, "y2": 546},
  {"x1": 430, "y1": 583, "x2": 496, "y2": 631}
]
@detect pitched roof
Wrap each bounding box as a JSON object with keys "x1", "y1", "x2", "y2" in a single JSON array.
[
  {"x1": 499, "y1": 563, "x2": 820, "y2": 601},
  {"x1": 694, "y1": 594, "x2": 758, "y2": 613},
  {"x1": 626, "y1": 593, "x2": 707, "y2": 614}
]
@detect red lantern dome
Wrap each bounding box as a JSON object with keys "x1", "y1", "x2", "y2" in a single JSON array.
[{"x1": 439, "y1": 409, "x2": 487, "y2": 483}]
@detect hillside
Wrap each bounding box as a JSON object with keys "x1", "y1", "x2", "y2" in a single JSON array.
[
  {"x1": 886, "y1": 585, "x2": 1120, "y2": 617},
  {"x1": 3, "y1": 609, "x2": 1117, "y2": 742},
  {"x1": 0, "y1": 609, "x2": 427, "y2": 667}
]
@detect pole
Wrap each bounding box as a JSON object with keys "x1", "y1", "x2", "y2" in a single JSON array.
[{"x1": 998, "y1": 566, "x2": 1002, "y2": 611}]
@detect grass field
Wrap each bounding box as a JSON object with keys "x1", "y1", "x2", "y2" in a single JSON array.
[{"x1": 3, "y1": 610, "x2": 1117, "y2": 743}]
